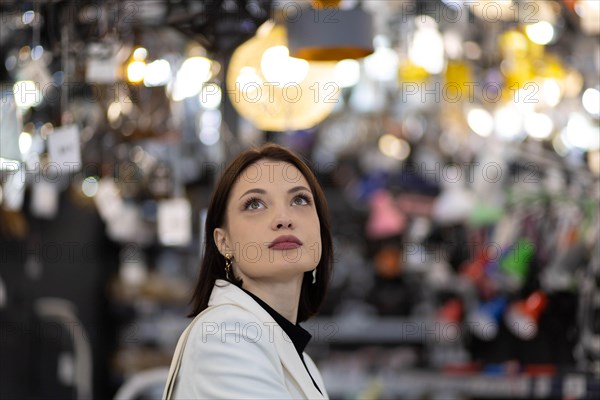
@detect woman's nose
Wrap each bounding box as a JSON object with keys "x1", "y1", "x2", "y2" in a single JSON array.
[
  {"x1": 272, "y1": 212, "x2": 294, "y2": 230},
  {"x1": 275, "y1": 220, "x2": 293, "y2": 229}
]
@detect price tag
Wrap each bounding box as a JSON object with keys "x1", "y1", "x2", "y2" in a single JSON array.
[
  {"x1": 158, "y1": 198, "x2": 192, "y2": 246},
  {"x1": 0, "y1": 90, "x2": 22, "y2": 163},
  {"x1": 30, "y1": 180, "x2": 59, "y2": 219},
  {"x1": 2, "y1": 169, "x2": 26, "y2": 211},
  {"x1": 85, "y1": 43, "x2": 120, "y2": 84},
  {"x1": 47, "y1": 125, "x2": 82, "y2": 174}
]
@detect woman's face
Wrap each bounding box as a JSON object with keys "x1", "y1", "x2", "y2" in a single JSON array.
[{"x1": 214, "y1": 159, "x2": 322, "y2": 284}]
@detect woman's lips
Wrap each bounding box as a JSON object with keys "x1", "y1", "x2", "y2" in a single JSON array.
[
  {"x1": 269, "y1": 235, "x2": 302, "y2": 250},
  {"x1": 270, "y1": 242, "x2": 302, "y2": 250}
]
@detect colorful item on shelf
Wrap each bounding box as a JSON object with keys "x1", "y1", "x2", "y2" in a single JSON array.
[
  {"x1": 481, "y1": 361, "x2": 520, "y2": 377},
  {"x1": 468, "y1": 297, "x2": 507, "y2": 341},
  {"x1": 505, "y1": 291, "x2": 548, "y2": 340},
  {"x1": 396, "y1": 193, "x2": 434, "y2": 217},
  {"x1": 437, "y1": 298, "x2": 463, "y2": 324},
  {"x1": 500, "y1": 238, "x2": 535, "y2": 283},
  {"x1": 373, "y1": 246, "x2": 403, "y2": 279},
  {"x1": 460, "y1": 250, "x2": 496, "y2": 298},
  {"x1": 523, "y1": 364, "x2": 556, "y2": 376},
  {"x1": 469, "y1": 202, "x2": 505, "y2": 226},
  {"x1": 365, "y1": 190, "x2": 406, "y2": 240}
]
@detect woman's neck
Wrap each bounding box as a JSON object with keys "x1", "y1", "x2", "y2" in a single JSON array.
[{"x1": 242, "y1": 277, "x2": 303, "y2": 324}]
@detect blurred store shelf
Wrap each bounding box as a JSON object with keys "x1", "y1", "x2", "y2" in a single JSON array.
[
  {"x1": 321, "y1": 369, "x2": 599, "y2": 399},
  {"x1": 306, "y1": 315, "x2": 450, "y2": 344}
]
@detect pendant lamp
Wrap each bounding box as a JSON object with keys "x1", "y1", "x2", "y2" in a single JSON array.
[
  {"x1": 226, "y1": 21, "x2": 339, "y2": 132},
  {"x1": 285, "y1": 1, "x2": 374, "y2": 61}
]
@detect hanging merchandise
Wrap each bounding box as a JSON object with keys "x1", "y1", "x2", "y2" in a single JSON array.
[
  {"x1": 285, "y1": 0, "x2": 374, "y2": 61},
  {"x1": 147, "y1": 161, "x2": 174, "y2": 199},
  {"x1": 574, "y1": 0, "x2": 600, "y2": 35},
  {"x1": 2, "y1": 168, "x2": 26, "y2": 212},
  {"x1": 0, "y1": 90, "x2": 22, "y2": 169},
  {"x1": 169, "y1": 53, "x2": 214, "y2": 102},
  {"x1": 431, "y1": 165, "x2": 476, "y2": 226},
  {"x1": 85, "y1": 40, "x2": 124, "y2": 84},
  {"x1": 30, "y1": 180, "x2": 59, "y2": 219},
  {"x1": 94, "y1": 178, "x2": 125, "y2": 224},
  {"x1": 315, "y1": 112, "x2": 371, "y2": 162},
  {"x1": 348, "y1": 77, "x2": 387, "y2": 114},
  {"x1": 47, "y1": 125, "x2": 82, "y2": 174},
  {"x1": 105, "y1": 202, "x2": 151, "y2": 245},
  {"x1": 226, "y1": 21, "x2": 340, "y2": 131},
  {"x1": 0, "y1": 1, "x2": 598, "y2": 398},
  {"x1": 157, "y1": 197, "x2": 192, "y2": 247}
]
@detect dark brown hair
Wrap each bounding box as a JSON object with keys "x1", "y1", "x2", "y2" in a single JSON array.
[{"x1": 189, "y1": 143, "x2": 333, "y2": 323}]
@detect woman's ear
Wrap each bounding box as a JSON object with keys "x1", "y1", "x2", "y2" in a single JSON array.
[{"x1": 213, "y1": 227, "x2": 230, "y2": 257}]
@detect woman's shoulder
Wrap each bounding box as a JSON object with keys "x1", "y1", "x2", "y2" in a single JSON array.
[
  {"x1": 187, "y1": 303, "x2": 276, "y2": 346},
  {"x1": 182, "y1": 303, "x2": 283, "y2": 371},
  {"x1": 195, "y1": 303, "x2": 253, "y2": 321}
]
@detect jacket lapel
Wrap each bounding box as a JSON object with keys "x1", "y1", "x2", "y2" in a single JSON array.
[{"x1": 209, "y1": 281, "x2": 326, "y2": 399}]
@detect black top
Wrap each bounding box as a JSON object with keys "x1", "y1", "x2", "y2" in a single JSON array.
[{"x1": 242, "y1": 288, "x2": 323, "y2": 395}]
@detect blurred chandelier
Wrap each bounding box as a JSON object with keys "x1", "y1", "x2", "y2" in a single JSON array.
[{"x1": 226, "y1": 21, "x2": 339, "y2": 132}]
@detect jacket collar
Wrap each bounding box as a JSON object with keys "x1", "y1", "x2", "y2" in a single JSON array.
[{"x1": 209, "y1": 280, "x2": 325, "y2": 399}]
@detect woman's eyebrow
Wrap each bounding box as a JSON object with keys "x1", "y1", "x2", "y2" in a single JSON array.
[
  {"x1": 238, "y1": 186, "x2": 311, "y2": 200},
  {"x1": 238, "y1": 188, "x2": 266, "y2": 200},
  {"x1": 288, "y1": 185, "x2": 312, "y2": 194}
]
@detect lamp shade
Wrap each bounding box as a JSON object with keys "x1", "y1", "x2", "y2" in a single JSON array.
[
  {"x1": 226, "y1": 23, "x2": 339, "y2": 132},
  {"x1": 286, "y1": 7, "x2": 374, "y2": 61}
]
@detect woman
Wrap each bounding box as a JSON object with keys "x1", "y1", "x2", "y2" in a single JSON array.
[{"x1": 165, "y1": 143, "x2": 333, "y2": 399}]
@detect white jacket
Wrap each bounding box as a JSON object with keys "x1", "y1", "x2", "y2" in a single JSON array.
[{"x1": 172, "y1": 280, "x2": 329, "y2": 399}]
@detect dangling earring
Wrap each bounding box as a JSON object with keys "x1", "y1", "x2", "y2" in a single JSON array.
[
  {"x1": 225, "y1": 254, "x2": 233, "y2": 280},
  {"x1": 312, "y1": 268, "x2": 317, "y2": 284}
]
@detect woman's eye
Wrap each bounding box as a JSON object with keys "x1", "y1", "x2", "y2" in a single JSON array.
[
  {"x1": 293, "y1": 195, "x2": 311, "y2": 206},
  {"x1": 244, "y1": 198, "x2": 263, "y2": 210}
]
